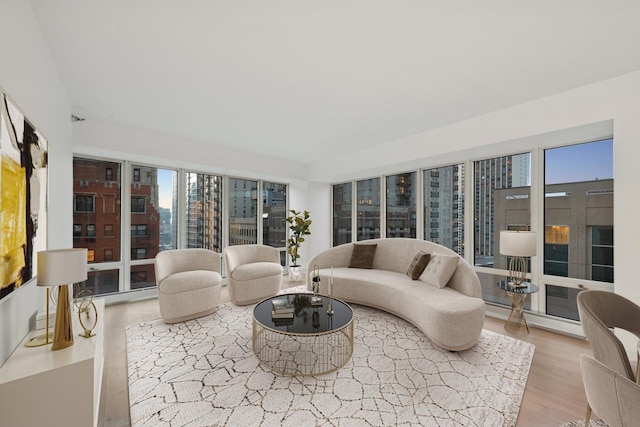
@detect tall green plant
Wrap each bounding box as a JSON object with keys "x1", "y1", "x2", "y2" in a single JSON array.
[{"x1": 286, "y1": 209, "x2": 312, "y2": 266}]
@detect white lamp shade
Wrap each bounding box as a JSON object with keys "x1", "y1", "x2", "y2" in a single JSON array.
[
  {"x1": 37, "y1": 249, "x2": 88, "y2": 287},
  {"x1": 500, "y1": 231, "x2": 537, "y2": 257}
]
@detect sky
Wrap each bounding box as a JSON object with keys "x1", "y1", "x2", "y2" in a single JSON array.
[
  {"x1": 158, "y1": 169, "x2": 175, "y2": 211},
  {"x1": 545, "y1": 138, "x2": 613, "y2": 185}
]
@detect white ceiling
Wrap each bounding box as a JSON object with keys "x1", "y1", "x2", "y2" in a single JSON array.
[{"x1": 30, "y1": 1, "x2": 640, "y2": 163}]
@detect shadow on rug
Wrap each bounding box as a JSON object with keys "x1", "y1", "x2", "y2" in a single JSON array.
[{"x1": 127, "y1": 298, "x2": 534, "y2": 427}]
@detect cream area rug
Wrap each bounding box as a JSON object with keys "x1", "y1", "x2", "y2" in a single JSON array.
[
  {"x1": 127, "y1": 290, "x2": 534, "y2": 427},
  {"x1": 560, "y1": 419, "x2": 607, "y2": 427},
  {"x1": 559, "y1": 421, "x2": 605, "y2": 427}
]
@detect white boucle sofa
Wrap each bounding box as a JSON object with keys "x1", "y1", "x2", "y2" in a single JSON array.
[{"x1": 306, "y1": 238, "x2": 485, "y2": 351}]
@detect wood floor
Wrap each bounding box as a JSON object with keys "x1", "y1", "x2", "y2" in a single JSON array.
[{"x1": 99, "y1": 282, "x2": 592, "y2": 427}]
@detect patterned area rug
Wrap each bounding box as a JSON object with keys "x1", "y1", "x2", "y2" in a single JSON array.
[
  {"x1": 559, "y1": 421, "x2": 605, "y2": 427},
  {"x1": 127, "y1": 292, "x2": 535, "y2": 426}
]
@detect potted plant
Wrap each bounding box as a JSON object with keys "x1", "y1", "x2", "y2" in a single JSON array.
[{"x1": 286, "y1": 209, "x2": 312, "y2": 281}]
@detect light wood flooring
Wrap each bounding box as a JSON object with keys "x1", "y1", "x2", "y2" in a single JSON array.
[{"x1": 99, "y1": 281, "x2": 592, "y2": 427}]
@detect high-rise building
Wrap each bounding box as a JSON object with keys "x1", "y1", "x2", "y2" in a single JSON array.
[
  {"x1": 185, "y1": 173, "x2": 222, "y2": 251},
  {"x1": 473, "y1": 154, "x2": 530, "y2": 266},
  {"x1": 424, "y1": 165, "x2": 465, "y2": 255}
]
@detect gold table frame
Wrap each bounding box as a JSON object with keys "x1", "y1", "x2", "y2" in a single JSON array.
[
  {"x1": 252, "y1": 297, "x2": 354, "y2": 376},
  {"x1": 497, "y1": 281, "x2": 539, "y2": 335}
]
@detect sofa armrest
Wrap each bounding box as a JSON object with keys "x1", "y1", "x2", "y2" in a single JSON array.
[{"x1": 306, "y1": 244, "x2": 353, "y2": 285}]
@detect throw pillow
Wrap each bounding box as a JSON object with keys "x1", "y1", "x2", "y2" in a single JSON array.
[
  {"x1": 419, "y1": 252, "x2": 458, "y2": 288},
  {"x1": 349, "y1": 243, "x2": 378, "y2": 269},
  {"x1": 406, "y1": 251, "x2": 431, "y2": 280}
]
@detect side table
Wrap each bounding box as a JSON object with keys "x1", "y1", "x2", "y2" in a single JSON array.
[{"x1": 497, "y1": 281, "x2": 538, "y2": 334}]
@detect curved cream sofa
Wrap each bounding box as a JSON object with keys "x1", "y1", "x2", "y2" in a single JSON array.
[{"x1": 306, "y1": 238, "x2": 485, "y2": 351}]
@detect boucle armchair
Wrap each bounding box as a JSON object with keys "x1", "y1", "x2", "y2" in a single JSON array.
[
  {"x1": 223, "y1": 244, "x2": 283, "y2": 305},
  {"x1": 577, "y1": 290, "x2": 640, "y2": 381},
  {"x1": 155, "y1": 248, "x2": 223, "y2": 323},
  {"x1": 580, "y1": 354, "x2": 640, "y2": 427}
]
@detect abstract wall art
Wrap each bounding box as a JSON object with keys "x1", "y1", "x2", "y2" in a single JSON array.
[{"x1": 0, "y1": 90, "x2": 48, "y2": 301}]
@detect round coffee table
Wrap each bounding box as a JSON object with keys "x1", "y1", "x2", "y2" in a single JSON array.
[{"x1": 252, "y1": 293, "x2": 354, "y2": 376}]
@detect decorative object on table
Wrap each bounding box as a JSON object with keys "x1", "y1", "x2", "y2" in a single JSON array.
[
  {"x1": 500, "y1": 230, "x2": 536, "y2": 287},
  {"x1": 311, "y1": 264, "x2": 320, "y2": 295},
  {"x1": 271, "y1": 297, "x2": 294, "y2": 319},
  {"x1": 75, "y1": 289, "x2": 98, "y2": 338},
  {"x1": 291, "y1": 294, "x2": 311, "y2": 315},
  {"x1": 286, "y1": 209, "x2": 311, "y2": 280},
  {"x1": 271, "y1": 297, "x2": 294, "y2": 313},
  {"x1": 327, "y1": 266, "x2": 334, "y2": 316},
  {"x1": 34, "y1": 248, "x2": 87, "y2": 350},
  {"x1": 0, "y1": 91, "x2": 48, "y2": 303},
  {"x1": 310, "y1": 295, "x2": 323, "y2": 307}
]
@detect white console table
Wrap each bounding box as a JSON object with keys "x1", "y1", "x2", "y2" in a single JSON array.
[{"x1": 0, "y1": 299, "x2": 104, "y2": 427}]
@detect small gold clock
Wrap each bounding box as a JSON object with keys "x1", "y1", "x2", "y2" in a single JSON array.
[{"x1": 75, "y1": 289, "x2": 98, "y2": 338}]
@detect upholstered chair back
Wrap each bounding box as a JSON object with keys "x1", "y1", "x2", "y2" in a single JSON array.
[
  {"x1": 580, "y1": 354, "x2": 640, "y2": 427},
  {"x1": 577, "y1": 290, "x2": 640, "y2": 381},
  {"x1": 223, "y1": 244, "x2": 280, "y2": 274},
  {"x1": 155, "y1": 248, "x2": 222, "y2": 284}
]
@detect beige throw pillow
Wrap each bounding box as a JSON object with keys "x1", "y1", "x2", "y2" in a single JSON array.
[
  {"x1": 349, "y1": 244, "x2": 377, "y2": 269},
  {"x1": 418, "y1": 252, "x2": 458, "y2": 288},
  {"x1": 406, "y1": 251, "x2": 431, "y2": 280}
]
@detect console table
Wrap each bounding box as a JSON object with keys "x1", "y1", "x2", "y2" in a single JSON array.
[{"x1": 0, "y1": 299, "x2": 104, "y2": 427}]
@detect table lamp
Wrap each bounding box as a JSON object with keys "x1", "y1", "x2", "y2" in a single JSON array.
[
  {"x1": 35, "y1": 248, "x2": 87, "y2": 350},
  {"x1": 500, "y1": 231, "x2": 536, "y2": 288}
]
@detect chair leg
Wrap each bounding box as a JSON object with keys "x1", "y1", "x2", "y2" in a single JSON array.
[{"x1": 585, "y1": 403, "x2": 592, "y2": 426}]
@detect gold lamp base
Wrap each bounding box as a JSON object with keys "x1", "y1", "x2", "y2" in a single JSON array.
[
  {"x1": 25, "y1": 332, "x2": 54, "y2": 347},
  {"x1": 52, "y1": 284, "x2": 74, "y2": 350},
  {"x1": 508, "y1": 256, "x2": 528, "y2": 288}
]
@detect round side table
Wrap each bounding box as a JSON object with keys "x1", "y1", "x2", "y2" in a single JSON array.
[{"x1": 497, "y1": 281, "x2": 539, "y2": 334}]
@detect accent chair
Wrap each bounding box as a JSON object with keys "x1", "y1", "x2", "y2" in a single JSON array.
[
  {"x1": 577, "y1": 290, "x2": 640, "y2": 381},
  {"x1": 155, "y1": 248, "x2": 223, "y2": 323},
  {"x1": 223, "y1": 244, "x2": 283, "y2": 305},
  {"x1": 580, "y1": 353, "x2": 640, "y2": 427}
]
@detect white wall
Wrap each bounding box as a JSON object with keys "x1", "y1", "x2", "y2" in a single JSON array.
[
  {"x1": 0, "y1": 0, "x2": 72, "y2": 365},
  {"x1": 73, "y1": 119, "x2": 308, "y2": 183},
  {"x1": 309, "y1": 71, "x2": 640, "y2": 352}
]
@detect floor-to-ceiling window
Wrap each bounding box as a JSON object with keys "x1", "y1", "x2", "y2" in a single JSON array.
[
  {"x1": 262, "y1": 181, "x2": 287, "y2": 266},
  {"x1": 228, "y1": 178, "x2": 258, "y2": 245},
  {"x1": 356, "y1": 178, "x2": 381, "y2": 241},
  {"x1": 386, "y1": 172, "x2": 416, "y2": 238},
  {"x1": 185, "y1": 172, "x2": 222, "y2": 252},
  {"x1": 423, "y1": 164, "x2": 465, "y2": 255},
  {"x1": 74, "y1": 156, "x2": 290, "y2": 299},
  {"x1": 332, "y1": 182, "x2": 352, "y2": 246},
  {"x1": 130, "y1": 165, "x2": 177, "y2": 290},
  {"x1": 473, "y1": 153, "x2": 532, "y2": 307},
  {"x1": 543, "y1": 138, "x2": 614, "y2": 320},
  {"x1": 73, "y1": 158, "x2": 121, "y2": 296}
]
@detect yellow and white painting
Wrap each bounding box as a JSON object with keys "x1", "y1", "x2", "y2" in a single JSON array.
[{"x1": 0, "y1": 91, "x2": 47, "y2": 301}]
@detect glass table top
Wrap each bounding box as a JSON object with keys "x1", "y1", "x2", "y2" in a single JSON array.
[
  {"x1": 254, "y1": 293, "x2": 353, "y2": 334},
  {"x1": 497, "y1": 280, "x2": 539, "y2": 294}
]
